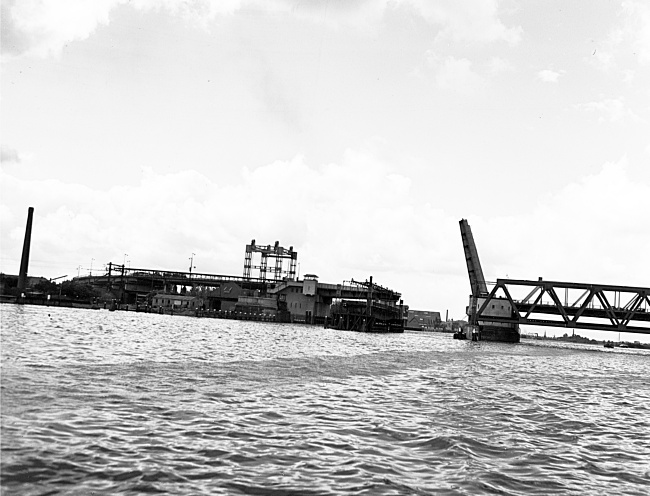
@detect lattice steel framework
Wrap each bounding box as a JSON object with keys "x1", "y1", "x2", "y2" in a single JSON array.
[
  {"x1": 243, "y1": 240, "x2": 298, "y2": 281},
  {"x1": 477, "y1": 279, "x2": 650, "y2": 334}
]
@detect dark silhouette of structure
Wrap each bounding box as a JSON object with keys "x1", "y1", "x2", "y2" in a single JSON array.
[{"x1": 17, "y1": 207, "x2": 34, "y2": 298}]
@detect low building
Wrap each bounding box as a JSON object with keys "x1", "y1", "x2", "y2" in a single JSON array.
[
  {"x1": 235, "y1": 296, "x2": 280, "y2": 315},
  {"x1": 151, "y1": 293, "x2": 200, "y2": 311},
  {"x1": 406, "y1": 309, "x2": 442, "y2": 330},
  {"x1": 268, "y1": 274, "x2": 333, "y2": 323}
]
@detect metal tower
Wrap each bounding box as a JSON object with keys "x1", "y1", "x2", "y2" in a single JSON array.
[{"x1": 243, "y1": 240, "x2": 298, "y2": 281}]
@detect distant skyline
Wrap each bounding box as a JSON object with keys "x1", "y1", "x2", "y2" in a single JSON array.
[{"x1": 2, "y1": 0, "x2": 649, "y2": 340}]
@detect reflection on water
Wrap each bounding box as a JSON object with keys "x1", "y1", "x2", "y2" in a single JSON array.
[{"x1": 2, "y1": 305, "x2": 649, "y2": 495}]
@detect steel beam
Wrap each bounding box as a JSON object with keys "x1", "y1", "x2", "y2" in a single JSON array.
[{"x1": 475, "y1": 278, "x2": 650, "y2": 335}]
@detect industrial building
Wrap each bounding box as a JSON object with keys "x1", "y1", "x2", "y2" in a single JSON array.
[{"x1": 71, "y1": 241, "x2": 406, "y2": 330}]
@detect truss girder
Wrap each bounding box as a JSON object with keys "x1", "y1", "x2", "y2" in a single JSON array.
[
  {"x1": 476, "y1": 279, "x2": 650, "y2": 334},
  {"x1": 244, "y1": 240, "x2": 298, "y2": 281}
]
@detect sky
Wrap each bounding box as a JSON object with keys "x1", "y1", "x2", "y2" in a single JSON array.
[{"x1": 1, "y1": 0, "x2": 649, "y2": 340}]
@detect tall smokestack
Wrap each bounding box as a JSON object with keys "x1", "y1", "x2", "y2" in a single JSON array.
[{"x1": 17, "y1": 207, "x2": 34, "y2": 296}]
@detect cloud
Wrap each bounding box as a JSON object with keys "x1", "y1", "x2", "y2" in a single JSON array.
[
  {"x1": 1, "y1": 0, "x2": 117, "y2": 58},
  {"x1": 2, "y1": 148, "x2": 648, "y2": 320},
  {"x1": 2, "y1": 0, "x2": 522, "y2": 59},
  {"x1": 0, "y1": 143, "x2": 469, "y2": 314},
  {"x1": 1, "y1": 145, "x2": 21, "y2": 164},
  {"x1": 537, "y1": 69, "x2": 563, "y2": 83},
  {"x1": 0, "y1": 147, "x2": 451, "y2": 291},
  {"x1": 470, "y1": 156, "x2": 650, "y2": 290},
  {"x1": 1, "y1": 0, "x2": 246, "y2": 58},
  {"x1": 590, "y1": 1, "x2": 650, "y2": 70},
  {"x1": 267, "y1": 0, "x2": 522, "y2": 45},
  {"x1": 424, "y1": 53, "x2": 486, "y2": 94},
  {"x1": 487, "y1": 56, "x2": 514, "y2": 75},
  {"x1": 622, "y1": 0, "x2": 650, "y2": 64},
  {"x1": 397, "y1": 0, "x2": 521, "y2": 45},
  {"x1": 416, "y1": 53, "x2": 514, "y2": 94},
  {"x1": 577, "y1": 96, "x2": 641, "y2": 123}
]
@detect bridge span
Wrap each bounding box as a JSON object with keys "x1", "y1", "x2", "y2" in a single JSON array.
[
  {"x1": 476, "y1": 278, "x2": 650, "y2": 334},
  {"x1": 460, "y1": 218, "x2": 650, "y2": 340}
]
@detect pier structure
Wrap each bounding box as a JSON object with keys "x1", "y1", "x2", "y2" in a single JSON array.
[
  {"x1": 325, "y1": 277, "x2": 405, "y2": 333},
  {"x1": 75, "y1": 265, "x2": 403, "y2": 325}
]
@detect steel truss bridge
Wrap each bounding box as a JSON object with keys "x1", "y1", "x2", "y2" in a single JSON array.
[{"x1": 477, "y1": 278, "x2": 650, "y2": 334}]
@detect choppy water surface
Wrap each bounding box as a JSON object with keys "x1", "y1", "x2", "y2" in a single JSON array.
[{"x1": 2, "y1": 305, "x2": 649, "y2": 495}]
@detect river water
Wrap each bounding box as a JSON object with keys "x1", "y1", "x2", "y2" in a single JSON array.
[{"x1": 1, "y1": 305, "x2": 649, "y2": 495}]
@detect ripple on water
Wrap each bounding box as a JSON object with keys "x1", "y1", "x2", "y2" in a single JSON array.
[{"x1": 2, "y1": 305, "x2": 650, "y2": 495}]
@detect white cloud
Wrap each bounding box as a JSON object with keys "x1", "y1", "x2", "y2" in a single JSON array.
[
  {"x1": 2, "y1": 150, "x2": 647, "y2": 319},
  {"x1": 131, "y1": 0, "x2": 247, "y2": 28},
  {"x1": 577, "y1": 96, "x2": 641, "y2": 123},
  {"x1": 537, "y1": 69, "x2": 563, "y2": 83},
  {"x1": 398, "y1": 0, "x2": 521, "y2": 45},
  {"x1": 622, "y1": 0, "x2": 650, "y2": 64},
  {"x1": 470, "y1": 157, "x2": 650, "y2": 289},
  {"x1": 266, "y1": 0, "x2": 523, "y2": 45},
  {"x1": 1, "y1": 0, "x2": 247, "y2": 58},
  {"x1": 591, "y1": 28, "x2": 622, "y2": 72},
  {"x1": 425, "y1": 53, "x2": 486, "y2": 94},
  {"x1": 622, "y1": 69, "x2": 636, "y2": 84},
  {"x1": 590, "y1": 1, "x2": 650, "y2": 70},
  {"x1": 2, "y1": 0, "x2": 522, "y2": 59},
  {"x1": 0, "y1": 148, "x2": 452, "y2": 302},
  {"x1": 1, "y1": 0, "x2": 118, "y2": 58},
  {"x1": 413, "y1": 53, "x2": 513, "y2": 94},
  {"x1": 487, "y1": 56, "x2": 514, "y2": 75}
]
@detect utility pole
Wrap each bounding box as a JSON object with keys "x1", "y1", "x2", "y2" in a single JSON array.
[{"x1": 189, "y1": 253, "x2": 195, "y2": 277}]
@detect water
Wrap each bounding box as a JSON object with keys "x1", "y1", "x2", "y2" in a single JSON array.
[{"x1": 2, "y1": 305, "x2": 649, "y2": 495}]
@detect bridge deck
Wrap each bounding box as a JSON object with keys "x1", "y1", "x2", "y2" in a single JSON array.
[{"x1": 477, "y1": 279, "x2": 650, "y2": 334}]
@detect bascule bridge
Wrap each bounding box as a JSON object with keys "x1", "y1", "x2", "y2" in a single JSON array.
[{"x1": 460, "y1": 219, "x2": 650, "y2": 341}]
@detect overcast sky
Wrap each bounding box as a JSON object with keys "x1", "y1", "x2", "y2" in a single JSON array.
[{"x1": 1, "y1": 0, "x2": 649, "y2": 338}]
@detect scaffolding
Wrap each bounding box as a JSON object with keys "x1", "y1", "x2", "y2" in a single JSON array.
[
  {"x1": 243, "y1": 240, "x2": 298, "y2": 281},
  {"x1": 328, "y1": 276, "x2": 404, "y2": 333}
]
